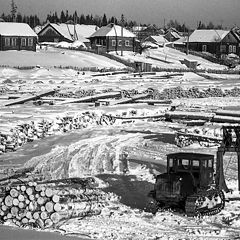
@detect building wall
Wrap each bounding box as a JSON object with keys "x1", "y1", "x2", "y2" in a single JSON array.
[
  {"x1": 0, "y1": 36, "x2": 37, "y2": 51},
  {"x1": 189, "y1": 42, "x2": 239, "y2": 55},
  {"x1": 90, "y1": 36, "x2": 136, "y2": 52},
  {"x1": 38, "y1": 25, "x2": 72, "y2": 43}
]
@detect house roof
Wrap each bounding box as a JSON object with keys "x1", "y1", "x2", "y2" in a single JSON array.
[
  {"x1": 188, "y1": 29, "x2": 230, "y2": 43},
  {"x1": 148, "y1": 35, "x2": 168, "y2": 43},
  {"x1": 0, "y1": 22, "x2": 37, "y2": 37},
  {"x1": 89, "y1": 24, "x2": 136, "y2": 38},
  {"x1": 38, "y1": 23, "x2": 98, "y2": 42}
]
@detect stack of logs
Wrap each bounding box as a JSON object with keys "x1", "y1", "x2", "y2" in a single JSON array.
[
  {"x1": 0, "y1": 176, "x2": 115, "y2": 229},
  {"x1": 54, "y1": 89, "x2": 96, "y2": 98},
  {"x1": 150, "y1": 86, "x2": 240, "y2": 100},
  {"x1": 0, "y1": 110, "x2": 145, "y2": 155},
  {"x1": 0, "y1": 112, "x2": 101, "y2": 154}
]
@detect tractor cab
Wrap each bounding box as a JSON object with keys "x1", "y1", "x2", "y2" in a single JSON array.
[{"x1": 167, "y1": 152, "x2": 214, "y2": 188}]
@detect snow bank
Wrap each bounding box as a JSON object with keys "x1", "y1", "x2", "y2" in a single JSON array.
[{"x1": 56, "y1": 41, "x2": 72, "y2": 48}]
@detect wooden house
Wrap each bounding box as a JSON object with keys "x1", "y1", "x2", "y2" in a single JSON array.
[
  {"x1": 143, "y1": 35, "x2": 168, "y2": 47},
  {"x1": 132, "y1": 25, "x2": 162, "y2": 42},
  {"x1": 88, "y1": 23, "x2": 137, "y2": 53},
  {"x1": 164, "y1": 28, "x2": 182, "y2": 42},
  {"x1": 0, "y1": 22, "x2": 38, "y2": 51},
  {"x1": 188, "y1": 29, "x2": 240, "y2": 56},
  {"x1": 37, "y1": 23, "x2": 98, "y2": 48}
]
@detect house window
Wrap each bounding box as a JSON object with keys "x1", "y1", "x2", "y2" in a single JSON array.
[
  {"x1": 232, "y1": 45, "x2": 236, "y2": 53},
  {"x1": 21, "y1": 38, "x2": 26, "y2": 47},
  {"x1": 202, "y1": 45, "x2": 207, "y2": 52},
  {"x1": 125, "y1": 40, "x2": 130, "y2": 47},
  {"x1": 112, "y1": 40, "x2": 116, "y2": 46},
  {"x1": 11, "y1": 38, "x2": 17, "y2": 47},
  {"x1": 229, "y1": 45, "x2": 233, "y2": 53},
  {"x1": 118, "y1": 40, "x2": 122, "y2": 46},
  {"x1": 28, "y1": 38, "x2": 33, "y2": 47},
  {"x1": 5, "y1": 38, "x2": 11, "y2": 46},
  {"x1": 220, "y1": 45, "x2": 226, "y2": 53}
]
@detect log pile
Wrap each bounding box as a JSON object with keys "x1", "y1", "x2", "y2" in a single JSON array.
[
  {"x1": 175, "y1": 127, "x2": 223, "y2": 148},
  {"x1": 54, "y1": 89, "x2": 96, "y2": 98},
  {"x1": 0, "y1": 176, "x2": 116, "y2": 229},
  {"x1": 0, "y1": 112, "x2": 100, "y2": 155},
  {"x1": 151, "y1": 86, "x2": 240, "y2": 100}
]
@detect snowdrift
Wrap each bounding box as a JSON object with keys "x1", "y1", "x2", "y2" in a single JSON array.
[{"x1": 24, "y1": 134, "x2": 143, "y2": 179}]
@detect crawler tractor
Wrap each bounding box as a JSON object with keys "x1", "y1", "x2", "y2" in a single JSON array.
[{"x1": 148, "y1": 152, "x2": 225, "y2": 216}]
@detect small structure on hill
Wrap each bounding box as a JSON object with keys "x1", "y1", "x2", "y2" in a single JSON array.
[
  {"x1": 37, "y1": 22, "x2": 98, "y2": 48},
  {"x1": 143, "y1": 35, "x2": 168, "y2": 47},
  {"x1": 164, "y1": 28, "x2": 182, "y2": 42},
  {"x1": 0, "y1": 22, "x2": 38, "y2": 51},
  {"x1": 132, "y1": 25, "x2": 163, "y2": 42},
  {"x1": 88, "y1": 23, "x2": 138, "y2": 53},
  {"x1": 188, "y1": 29, "x2": 239, "y2": 56}
]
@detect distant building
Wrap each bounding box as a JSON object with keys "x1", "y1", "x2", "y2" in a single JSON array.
[
  {"x1": 188, "y1": 29, "x2": 240, "y2": 56},
  {"x1": 143, "y1": 35, "x2": 168, "y2": 47},
  {"x1": 164, "y1": 28, "x2": 182, "y2": 42},
  {"x1": 0, "y1": 22, "x2": 38, "y2": 51},
  {"x1": 88, "y1": 23, "x2": 137, "y2": 53},
  {"x1": 132, "y1": 25, "x2": 163, "y2": 42},
  {"x1": 37, "y1": 23, "x2": 98, "y2": 48}
]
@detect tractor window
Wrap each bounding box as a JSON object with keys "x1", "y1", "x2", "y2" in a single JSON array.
[
  {"x1": 192, "y1": 160, "x2": 199, "y2": 167},
  {"x1": 208, "y1": 160, "x2": 213, "y2": 168},
  {"x1": 182, "y1": 159, "x2": 189, "y2": 166},
  {"x1": 168, "y1": 159, "x2": 173, "y2": 167},
  {"x1": 178, "y1": 159, "x2": 189, "y2": 170},
  {"x1": 203, "y1": 160, "x2": 208, "y2": 168}
]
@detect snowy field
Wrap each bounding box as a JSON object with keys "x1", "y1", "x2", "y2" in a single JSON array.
[
  {"x1": 0, "y1": 48, "x2": 240, "y2": 239},
  {"x1": 0, "y1": 47, "x2": 126, "y2": 69}
]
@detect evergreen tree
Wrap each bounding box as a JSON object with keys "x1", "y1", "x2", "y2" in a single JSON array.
[
  {"x1": 60, "y1": 10, "x2": 66, "y2": 23},
  {"x1": 79, "y1": 14, "x2": 85, "y2": 24},
  {"x1": 10, "y1": 0, "x2": 17, "y2": 22},
  {"x1": 102, "y1": 13, "x2": 107, "y2": 26}
]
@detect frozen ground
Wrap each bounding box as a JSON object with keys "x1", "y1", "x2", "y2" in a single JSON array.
[
  {"x1": 0, "y1": 49, "x2": 240, "y2": 239},
  {"x1": 110, "y1": 46, "x2": 229, "y2": 70},
  {"x1": 0, "y1": 47, "x2": 126, "y2": 69}
]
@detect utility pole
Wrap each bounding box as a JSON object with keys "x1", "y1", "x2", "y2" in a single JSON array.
[
  {"x1": 186, "y1": 29, "x2": 190, "y2": 55},
  {"x1": 121, "y1": 14, "x2": 124, "y2": 56}
]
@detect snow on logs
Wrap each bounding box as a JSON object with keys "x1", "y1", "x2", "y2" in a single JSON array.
[{"x1": 0, "y1": 177, "x2": 117, "y2": 229}]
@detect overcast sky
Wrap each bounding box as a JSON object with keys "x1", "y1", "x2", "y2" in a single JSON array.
[{"x1": 0, "y1": 0, "x2": 239, "y2": 28}]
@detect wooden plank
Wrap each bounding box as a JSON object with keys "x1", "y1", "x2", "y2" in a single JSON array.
[
  {"x1": 215, "y1": 110, "x2": 240, "y2": 118},
  {"x1": 57, "y1": 91, "x2": 121, "y2": 105},
  {"x1": 40, "y1": 97, "x2": 76, "y2": 101},
  {"x1": 3, "y1": 90, "x2": 55, "y2": 107},
  {"x1": 213, "y1": 115, "x2": 240, "y2": 124},
  {"x1": 112, "y1": 114, "x2": 165, "y2": 120},
  {"x1": 109, "y1": 93, "x2": 149, "y2": 105},
  {"x1": 165, "y1": 111, "x2": 214, "y2": 121},
  {"x1": 135, "y1": 99, "x2": 172, "y2": 105}
]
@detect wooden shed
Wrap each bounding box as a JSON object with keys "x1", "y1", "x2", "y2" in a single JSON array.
[
  {"x1": 0, "y1": 22, "x2": 38, "y2": 51},
  {"x1": 188, "y1": 29, "x2": 240, "y2": 56},
  {"x1": 88, "y1": 23, "x2": 137, "y2": 53}
]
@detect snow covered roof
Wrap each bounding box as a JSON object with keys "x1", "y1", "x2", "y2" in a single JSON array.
[
  {"x1": 39, "y1": 23, "x2": 98, "y2": 42},
  {"x1": 189, "y1": 29, "x2": 230, "y2": 43},
  {"x1": 89, "y1": 24, "x2": 136, "y2": 38},
  {"x1": 0, "y1": 22, "x2": 37, "y2": 37},
  {"x1": 148, "y1": 35, "x2": 168, "y2": 43}
]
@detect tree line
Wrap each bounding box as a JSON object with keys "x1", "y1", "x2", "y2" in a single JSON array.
[{"x1": 1, "y1": 0, "x2": 224, "y2": 31}]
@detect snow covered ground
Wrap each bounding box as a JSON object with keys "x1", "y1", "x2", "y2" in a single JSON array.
[
  {"x1": 0, "y1": 48, "x2": 240, "y2": 239},
  {"x1": 0, "y1": 47, "x2": 126, "y2": 69},
  {"x1": 110, "y1": 46, "x2": 230, "y2": 71}
]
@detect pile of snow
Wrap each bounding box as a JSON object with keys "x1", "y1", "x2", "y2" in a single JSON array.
[
  {"x1": 70, "y1": 40, "x2": 86, "y2": 49},
  {"x1": 55, "y1": 41, "x2": 72, "y2": 49}
]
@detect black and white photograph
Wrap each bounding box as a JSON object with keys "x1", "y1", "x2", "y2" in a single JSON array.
[{"x1": 0, "y1": 0, "x2": 240, "y2": 239}]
